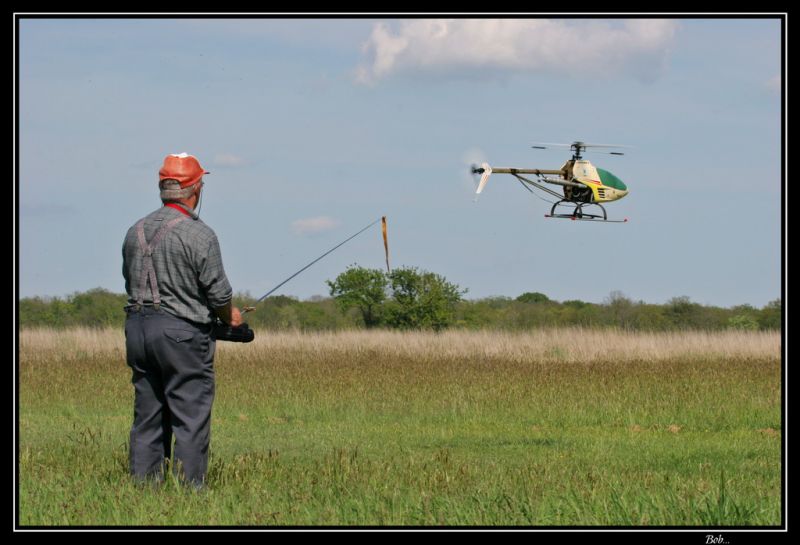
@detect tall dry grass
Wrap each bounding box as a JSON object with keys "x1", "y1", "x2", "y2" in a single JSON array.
[{"x1": 19, "y1": 326, "x2": 780, "y2": 364}]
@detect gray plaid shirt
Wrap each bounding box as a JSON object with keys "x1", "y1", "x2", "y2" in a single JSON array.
[{"x1": 122, "y1": 206, "x2": 233, "y2": 325}]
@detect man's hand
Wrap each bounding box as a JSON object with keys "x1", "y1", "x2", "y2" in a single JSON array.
[
  {"x1": 230, "y1": 306, "x2": 242, "y2": 327},
  {"x1": 211, "y1": 304, "x2": 254, "y2": 343},
  {"x1": 215, "y1": 302, "x2": 243, "y2": 327}
]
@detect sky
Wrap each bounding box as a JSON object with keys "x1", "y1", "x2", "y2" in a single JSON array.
[{"x1": 16, "y1": 16, "x2": 784, "y2": 308}]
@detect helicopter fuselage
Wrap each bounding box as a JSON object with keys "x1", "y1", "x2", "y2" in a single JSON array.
[{"x1": 565, "y1": 159, "x2": 629, "y2": 203}]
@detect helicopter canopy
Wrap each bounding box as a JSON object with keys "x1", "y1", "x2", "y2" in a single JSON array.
[{"x1": 596, "y1": 168, "x2": 627, "y2": 191}]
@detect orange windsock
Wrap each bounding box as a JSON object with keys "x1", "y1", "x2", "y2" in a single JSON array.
[{"x1": 382, "y1": 216, "x2": 390, "y2": 273}]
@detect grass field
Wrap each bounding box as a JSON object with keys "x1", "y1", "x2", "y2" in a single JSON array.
[{"x1": 17, "y1": 327, "x2": 782, "y2": 526}]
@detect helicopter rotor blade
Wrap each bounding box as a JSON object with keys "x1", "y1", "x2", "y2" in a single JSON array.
[
  {"x1": 531, "y1": 142, "x2": 573, "y2": 148},
  {"x1": 475, "y1": 162, "x2": 492, "y2": 194},
  {"x1": 531, "y1": 141, "x2": 630, "y2": 156},
  {"x1": 580, "y1": 143, "x2": 630, "y2": 149},
  {"x1": 532, "y1": 141, "x2": 630, "y2": 148}
]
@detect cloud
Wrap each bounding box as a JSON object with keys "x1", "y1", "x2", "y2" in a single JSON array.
[
  {"x1": 291, "y1": 216, "x2": 341, "y2": 236},
  {"x1": 355, "y1": 19, "x2": 678, "y2": 85},
  {"x1": 212, "y1": 153, "x2": 247, "y2": 168}
]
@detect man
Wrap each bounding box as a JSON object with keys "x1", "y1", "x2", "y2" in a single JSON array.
[{"x1": 122, "y1": 153, "x2": 242, "y2": 487}]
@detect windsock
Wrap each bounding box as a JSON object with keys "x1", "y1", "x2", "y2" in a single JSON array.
[{"x1": 382, "y1": 216, "x2": 390, "y2": 273}]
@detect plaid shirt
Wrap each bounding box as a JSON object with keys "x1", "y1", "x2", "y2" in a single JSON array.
[{"x1": 122, "y1": 206, "x2": 233, "y2": 325}]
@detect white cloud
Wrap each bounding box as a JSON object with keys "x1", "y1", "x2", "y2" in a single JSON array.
[
  {"x1": 291, "y1": 216, "x2": 341, "y2": 235},
  {"x1": 355, "y1": 19, "x2": 678, "y2": 85},
  {"x1": 213, "y1": 153, "x2": 247, "y2": 167}
]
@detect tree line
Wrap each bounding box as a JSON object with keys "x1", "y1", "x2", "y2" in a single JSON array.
[{"x1": 18, "y1": 266, "x2": 781, "y2": 332}]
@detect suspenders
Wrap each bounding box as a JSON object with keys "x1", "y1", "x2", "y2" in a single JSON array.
[{"x1": 134, "y1": 215, "x2": 187, "y2": 310}]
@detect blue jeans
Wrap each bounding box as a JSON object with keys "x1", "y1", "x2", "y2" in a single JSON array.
[{"x1": 124, "y1": 307, "x2": 216, "y2": 486}]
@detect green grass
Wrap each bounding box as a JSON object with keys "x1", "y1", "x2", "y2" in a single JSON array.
[{"x1": 18, "y1": 328, "x2": 782, "y2": 526}]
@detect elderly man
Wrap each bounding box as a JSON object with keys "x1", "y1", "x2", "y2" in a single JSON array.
[{"x1": 122, "y1": 153, "x2": 241, "y2": 487}]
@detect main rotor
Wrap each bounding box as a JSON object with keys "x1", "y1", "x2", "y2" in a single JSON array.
[{"x1": 531, "y1": 141, "x2": 627, "y2": 161}]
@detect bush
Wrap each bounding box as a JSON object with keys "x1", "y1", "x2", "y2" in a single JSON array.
[
  {"x1": 384, "y1": 267, "x2": 466, "y2": 331},
  {"x1": 728, "y1": 314, "x2": 760, "y2": 331}
]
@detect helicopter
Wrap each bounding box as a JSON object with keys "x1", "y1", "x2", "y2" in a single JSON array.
[{"x1": 471, "y1": 141, "x2": 630, "y2": 222}]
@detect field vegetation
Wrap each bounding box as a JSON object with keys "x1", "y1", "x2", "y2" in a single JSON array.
[
  {"x1": 18, "y1": 286, "x2": 782, "y2": 332},
  {"x1": 18, "y1": 327, "x2": 782, "y2": 526}
]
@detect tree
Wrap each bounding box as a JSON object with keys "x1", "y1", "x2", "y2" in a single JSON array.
[
  {"x1": 326, "y1": 265, "x2": 388, "y2": 328},
  {"x1": 516, "y1": 292, "x2": 550, "y2": 304},
  {"x1": 385, "y1": 267, "x2": 466, "y2": 331},
  {"x1": 71, "y1": 288, "x2": 128, "y2": 328},
  {"x1": 663, "y1": 295, "x2": 701, "y2": 329},
  {"x1": 605, "y1": 290, "x2": 635, "y2": 329},
  {"x1": 758, "y1": 299, "x2": 782, "y2": 330}
]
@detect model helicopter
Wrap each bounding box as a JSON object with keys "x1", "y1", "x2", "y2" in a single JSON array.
[{"x1": 472, "y1": 141, "x2": 630, "y2": 222}]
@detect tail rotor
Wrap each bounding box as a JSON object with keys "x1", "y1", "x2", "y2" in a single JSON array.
[{"x1": 471, "y1": 162, "x2": 493, "y2": 196}]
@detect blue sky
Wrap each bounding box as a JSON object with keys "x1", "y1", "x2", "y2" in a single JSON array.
[{"x1": 17, "y1": 17, "x2": 783, "y2": 308}]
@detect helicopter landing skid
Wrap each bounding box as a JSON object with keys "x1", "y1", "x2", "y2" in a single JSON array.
[
  {"x1": 545, "y1": 201, "x2": 628, "y2": 223},
  {"x1": 545, "y1": 215, "x2": 629, "y2": 223}
]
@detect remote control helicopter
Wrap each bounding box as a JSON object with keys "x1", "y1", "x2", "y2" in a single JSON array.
[{"x1": 472, "y1": 141, "x2": 630, "y2": 222}]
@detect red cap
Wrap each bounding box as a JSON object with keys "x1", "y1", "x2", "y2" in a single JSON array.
[{"x1": 158, "y1": 153, "x2": 210, "y2": 188}]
